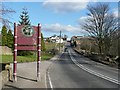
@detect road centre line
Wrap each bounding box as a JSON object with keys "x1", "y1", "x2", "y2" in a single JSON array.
[{"x1": 68, "y1": 50, "x2": 120, "y2": 85}]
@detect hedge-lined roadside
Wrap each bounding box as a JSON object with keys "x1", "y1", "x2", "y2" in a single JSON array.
[{"x1": 73, "y1": 48, "x2": 119, "y2": 69}]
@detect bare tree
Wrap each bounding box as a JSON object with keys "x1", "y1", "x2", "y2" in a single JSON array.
[
  {"x1": 82, "y1": 3, "x2": 118, "y2": 55},
  {"x1": 0, "y1": 3, "x2": 15, "y2": 28}
]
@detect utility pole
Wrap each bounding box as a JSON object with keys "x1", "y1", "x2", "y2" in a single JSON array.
[{"x1": 59, "y1": 30, "x2": 61, "y2": 53}]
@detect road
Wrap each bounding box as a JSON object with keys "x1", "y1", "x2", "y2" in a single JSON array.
[{"x1": 47, "y1": 46, "x2": 119, "y2": 89}]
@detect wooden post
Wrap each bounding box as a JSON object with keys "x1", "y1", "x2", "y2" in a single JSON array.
[
  {"x1": 13, "y1": 23, "x2": 17, "y2": 81},
  {"x1": 37, "y1": 23, "x2": 41, "y2": 81}
]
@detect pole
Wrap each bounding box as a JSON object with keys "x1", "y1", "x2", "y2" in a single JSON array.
[
  {"x1": 13, "y1": 23, "x2": 17, "y2": 81},
  {"x1": 37, "y1": 23, "x2": 41, "y2": 81},
  {"x1": 59, "y1": 30, "x2": 61, "y2": 52}
]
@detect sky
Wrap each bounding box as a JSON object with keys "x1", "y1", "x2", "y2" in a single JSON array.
[{"x1": 1, "y1": 0, "x2": 119, "y2": 40}]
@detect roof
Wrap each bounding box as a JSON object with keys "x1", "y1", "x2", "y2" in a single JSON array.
[{"x1": 71, "y1": 36, "x2": 93, "y2": 41}]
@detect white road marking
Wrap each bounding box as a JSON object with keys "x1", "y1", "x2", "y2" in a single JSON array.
[
  {"x1": 68, "y1": 50, "x2": 120, "y2": 85},
  {"x1": 72, "y1": 49, "x2": 119, "y2": 71},
  {"x1": 48, "y1": 71, "x2": 53, "y2": 90},
  {"x1": 45, "y1": 73, "x2": 47, "y2": 88}
]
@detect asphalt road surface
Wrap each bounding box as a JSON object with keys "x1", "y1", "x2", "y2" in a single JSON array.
[{"x1": 47, "y1": 46, "x2": 119, "y2": 89}]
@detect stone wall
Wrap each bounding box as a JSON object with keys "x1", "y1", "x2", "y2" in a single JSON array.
[
  {"x1": 0, "y1": 70, "x2": 8, "y2": 89},
  {"x1": 0, "y1": 46, "x2": 13, "y2": 55},
  {"x1": 0, "y1": 64, "x2": 12, "y2": 89}
]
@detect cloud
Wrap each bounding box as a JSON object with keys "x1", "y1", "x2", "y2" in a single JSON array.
[
  {"x1": 2, "y1": 0, "x2": 119, "y2": 2},
  {"x1": 2, "y1": 0, "x2": 49, "y2": 1},
  {"x1": 77, "y1": 16, "x2": 89, "y2": 25},
  {"x1": 43, "y1": 0, "x2": 93, "y2": 13},
  {"x1": 43, "y1": 0, "x2": 119, "y2": 14},
  {"x1": 42, "y1": 23, "x2": 87, "y2": 34},
  {"x1": 113, "y1": 8, "x2": 118, "y2": 17},
  {"x1": 77, "y1": 8, "x2": 119, "y2": 25}
]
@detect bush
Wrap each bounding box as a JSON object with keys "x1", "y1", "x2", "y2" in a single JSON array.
[
  {"x1": 46, "y1": 49, "x2": 58, "y2": 55},
  {"x1": 17, "y1": 51, "x2": 34, "y2": 56}
]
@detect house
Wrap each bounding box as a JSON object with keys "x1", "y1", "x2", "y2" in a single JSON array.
[
  {"x1": 50, "y1": 35, "x2": 64, "y2": 43},
  {"x1": 71, "y1": 36, "x2": 92, "y2": 46},
  {"x1": 45, "y1": 35, "x2": 64, "y2": 43},
  {"x1": 71, "y1": 36, "x2": 83, "y2": 45}
]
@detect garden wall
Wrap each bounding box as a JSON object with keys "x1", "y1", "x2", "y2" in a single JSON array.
[{"x1": 0, "y1": 46, "x2": 12, "y2": 55}]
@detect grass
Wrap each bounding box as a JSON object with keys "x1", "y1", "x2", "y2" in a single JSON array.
[
  {"x1": 1, "y1": 42, "x2": 60, "y2": 63},
  {"x1": 0, "y1": 53, "x2": 54, "y2": 63},
  {"x1": 45, "y1": 42, "x2": 64, "y2": 50},
  {"x1": 45, "y1": 42, "x2": 57, "y2": 50}
]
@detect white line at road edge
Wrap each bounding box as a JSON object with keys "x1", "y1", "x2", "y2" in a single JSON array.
[
  {"x1": 48, "y1": 71, "x2": 53, "y2": 90},
  {"x1": 45, "y1": 73, "x2": 47, "y2": 88},
  {"x1": 68, "y1": 50, "x2": 120, "y2": 85},
  {"x1": 46, "y1": 53, "x2": 64, "y2": 89}
]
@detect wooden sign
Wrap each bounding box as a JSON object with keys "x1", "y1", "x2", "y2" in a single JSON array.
[
  {"x1": 17, "y1": 25, "x2": 38, "y2": 50},
  {"x1": 13, "y1": 23, "x2": 41, "y2": 82}
]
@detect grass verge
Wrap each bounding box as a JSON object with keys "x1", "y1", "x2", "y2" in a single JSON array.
[
  {"x1": 1, "y1": 53, "x2": 54, "y2": 63},
  {"x1": 1, "y1": 42, "x2": 60, "y2": 63}
]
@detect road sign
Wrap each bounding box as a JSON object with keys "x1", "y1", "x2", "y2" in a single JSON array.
[
  {"x1": 17, "y1": 25, "x2": 38, "y2": 46},
  {"x1": 13, "y1": 23, "x2": 41, "y2": 82}
]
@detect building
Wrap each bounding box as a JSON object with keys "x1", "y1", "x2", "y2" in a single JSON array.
[
  {"x1": 71, "y1": 36, "x2": 92, "y2": 46},
  {"x1": 45, "y1": 35, "x2": 64, "y2": 43},
  {"x1": 71, "y1": 36, "x2": 83, "y2": 45}
]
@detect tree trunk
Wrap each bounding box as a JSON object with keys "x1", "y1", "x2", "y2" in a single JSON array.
[
  {"x1": 98, "y1": 44, "x2": 102, "y2": 55},
  {"x1": 118, "y1": 38, "x2": 120, "y2": 57}
]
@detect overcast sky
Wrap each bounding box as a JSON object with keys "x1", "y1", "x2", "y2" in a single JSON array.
[{"x1": 2, "y1": 0, "x2": 119, "y2": 40}]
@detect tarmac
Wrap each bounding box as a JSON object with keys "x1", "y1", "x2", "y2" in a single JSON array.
[{"x1": 2, "y1": 54, "x2": 60, "y2": 90}]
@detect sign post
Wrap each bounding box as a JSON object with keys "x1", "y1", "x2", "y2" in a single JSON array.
[
  {"x1": 37, "y1": 24, "x2": 41, "y2": 81},
  {"x1": 13, "y1": 23, "x2": 41, "y2": 82},
  {"x1": 13, "y1": 23, "x2": 17, "y2": 81}
]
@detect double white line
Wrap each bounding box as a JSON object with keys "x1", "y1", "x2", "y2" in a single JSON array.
[{"x1": 68, "y1": 50, "x2": 120, "y2": 85}]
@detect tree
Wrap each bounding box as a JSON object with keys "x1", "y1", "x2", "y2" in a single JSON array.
[
  {"x1": 41, "y1": 33, "x2": 46, "y2": 51},
  {"x1": 73, "y1": 41, "x2": 77, "y2": 47},
  {"x1": 1, "y1": 25, "x2": 7, "y2": 46},
  {"x1": 0, "y1": 4, "x2": 15, "y2": 28},
  {"x1": 19, "y1": 8, "x2": 31, "y2": 25},
  {"x1": 7, "y1": 30, "x2": 13, "y2": 49},
  {"x1": 18, "y1": 8, "x2": 31, "y2": 56},
  {"x1": 63, "y1": 34, "x2": 68, "y2": 40},
  {"x1": 118, "y1": 37, "x2": 120, "y2": 57},
  {"x1": 1, "y1": 26, "x2": 14, "y2": 49},
  {"x1": 82, "y1": 3, "x2": 117, "y2": 55}
]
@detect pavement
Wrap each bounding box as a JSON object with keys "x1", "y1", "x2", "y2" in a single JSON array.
[{"x1": 2, "y1": 54, "x2": 60, "y2": 90}]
